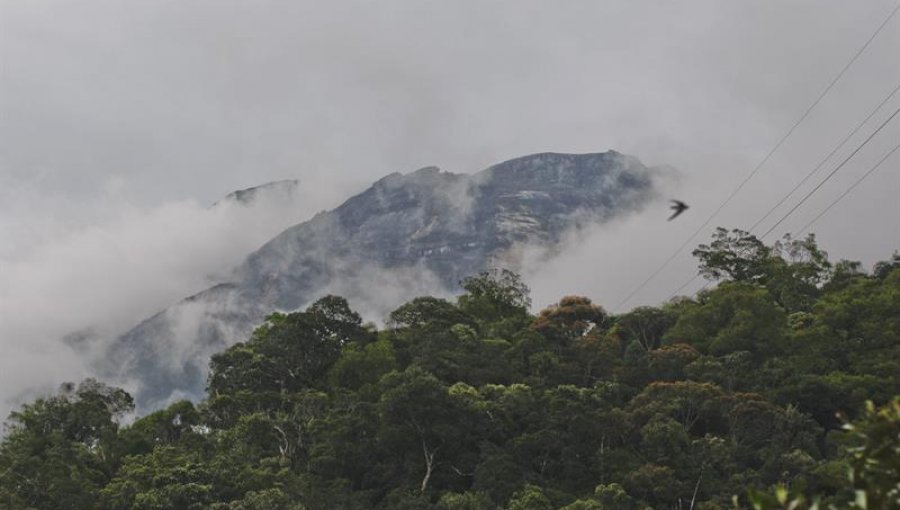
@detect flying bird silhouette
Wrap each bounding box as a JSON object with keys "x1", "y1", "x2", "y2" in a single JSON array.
[{"x1": 668, "y1": 200, "x2": 688, "y2": 221}]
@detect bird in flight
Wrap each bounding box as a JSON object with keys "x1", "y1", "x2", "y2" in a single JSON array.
[{"x1": 668, "y1": 200, "x2": 688, "y2": 221}]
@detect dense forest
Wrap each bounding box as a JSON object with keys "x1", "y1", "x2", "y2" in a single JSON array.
[{"x1": 1, "y1": 228, "x2": 898, "y2": 509}]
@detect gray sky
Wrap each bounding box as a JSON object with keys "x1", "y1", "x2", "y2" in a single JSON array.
[{"x1": 2, "y1": 0, "x2": 900, "y2": 412}]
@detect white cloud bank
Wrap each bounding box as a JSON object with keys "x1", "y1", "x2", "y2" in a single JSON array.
[
  {"x1": 0, "y1": 181, "x2": 323, "y2": 416},
  {"x1": 2, "y1": 0, "x2": 900, "y2": 417}
]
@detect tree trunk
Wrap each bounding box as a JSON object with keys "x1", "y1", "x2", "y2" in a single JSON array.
[{"x1": 420, "y1": 440, "x2": 438, "y2": 493}]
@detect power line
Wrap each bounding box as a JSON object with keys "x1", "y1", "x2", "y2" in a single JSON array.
[
  {"x1": 797, "y1": 141, "x2": 900, "y2": 236},
  {"x1": 760, "y1": 105, "x2": 900, "y2": 239},
  {"x1": 748, "y1": 81, "x2": 900, "y2": 233},
  {"x1": 668, "y1": 130, "x2": 900, "y2": 302},
  {"x1": 612, "y1": 1, "x2": 900, "y2": 312},
  {"x1": 669, "y1": 274, "x2": 701, "y2": 298},
  {"x1": 664, "y1": 92, "x2": 900, "y2": 302},
  {"x1": 667, "y1": 108, "x2": 900, "y2": 301}
]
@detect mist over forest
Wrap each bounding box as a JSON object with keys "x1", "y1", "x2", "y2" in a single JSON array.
[
  {"x1": 2, "y1": 1, "x2": 900, "y2": 509},
  {"x1": 2, "y1": 230, "x2": 899, "y2": 508}
]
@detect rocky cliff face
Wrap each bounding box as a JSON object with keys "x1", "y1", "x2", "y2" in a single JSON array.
[
  {"x1": 215, "y1": 179, "x2": 300, "y2": 207},
  {"x1": 110, "y1": 151, "x2": 663, "y2": 409}
]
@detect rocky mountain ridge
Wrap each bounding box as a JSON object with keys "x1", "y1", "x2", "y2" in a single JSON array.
[
  {"x1": 109, "y1": 151, "x2": 664, "y2": 409},
  {"x1": 215, "y1": 179, "x2": 300, "y2": 207}
]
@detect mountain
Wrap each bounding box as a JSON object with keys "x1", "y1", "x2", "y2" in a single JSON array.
[
  {"x1": 108, "y1": 151, "x2": 664, "y2": 409},
  {"x1": 214, "y1": 179, "x2": 300, "y2": 207}
]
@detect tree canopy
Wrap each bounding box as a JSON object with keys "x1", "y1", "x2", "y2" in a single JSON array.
[{"x1": 2, "y1": 229, "x2": 898, "y2": 509}]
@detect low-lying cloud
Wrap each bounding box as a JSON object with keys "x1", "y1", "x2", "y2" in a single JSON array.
[
  {"x1": 2, "y1": 0, "x2": 900, "y2": 418},
  {"x1": 0, "y1": 180, "x2": 329, "y2": 417}
]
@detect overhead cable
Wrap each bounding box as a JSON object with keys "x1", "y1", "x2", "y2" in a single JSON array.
[
  {"x1": 760, "y1": 106, "x2": 900, "y2": 239},
  {"x1": 748, "y1": 81, "x2": 900, "y2": 232},
  {"x1": 614, "y1": 2, "x2": 900, "y2": 311},
  {"x1": 797, "y1": 141, "x2": 900, "y2": 236}
]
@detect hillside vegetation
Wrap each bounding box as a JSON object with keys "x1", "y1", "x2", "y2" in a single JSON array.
[{"x1": 2, "y1": 228, "x2": 899, "y2": 509}]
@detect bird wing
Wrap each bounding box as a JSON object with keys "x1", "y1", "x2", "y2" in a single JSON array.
[{"x1": 668, "y1": 200, "x2": 688, "y2": 221}]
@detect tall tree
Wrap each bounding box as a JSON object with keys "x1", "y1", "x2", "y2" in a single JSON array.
[{"x1": 0, "y1": 379, "x2": 133, "y2": 510}]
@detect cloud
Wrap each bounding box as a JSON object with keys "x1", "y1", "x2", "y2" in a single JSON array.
[
  {"x1": 0, "y1": 180, "x2": 322, "y2": 417},
  {"x1": 2, "y1": 0, "x2": 900, "y2": 416}
]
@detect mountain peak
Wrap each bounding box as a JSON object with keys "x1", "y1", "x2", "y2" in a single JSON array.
[
  {"x1": 478, "y1": 151, "x2": 640, "y2": 186},
  {"x1": 412, "y1": 165, "x2": 441, "y2": 175},
  {"x1": 217, "y1": 179, "x2": 300, "y2": 206},
  {"x1": 111, "y1": 150, "x2": 664, "y2": 411}
]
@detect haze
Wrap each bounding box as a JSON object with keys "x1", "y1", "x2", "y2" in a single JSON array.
[{"x1": 2, "y1": 1, "x2": 899, "y2": 416}]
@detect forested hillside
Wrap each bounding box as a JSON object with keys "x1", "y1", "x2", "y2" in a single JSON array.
[{"x1": 2, "y1": 228, "x2": 899, "y2": 509}]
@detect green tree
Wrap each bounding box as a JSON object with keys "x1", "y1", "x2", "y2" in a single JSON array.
[
  {"x1": 842, "y1": 399, "x2": 900, "y2": 509},
  {"x1": 328, "y1": 338, "x2": 398, "y2": 391},
  {"x1": 505, "y1": 484, "x2": 553, "y2": 510},
  {"x1": 666, "y1": 282, "x2": 787, "y2": 359},
  {"x1": 458, "y1": 269, "x2": 532, "y2": 337},
  {"x1": 741, "y1": 398, "x2": 900, "y2": 509},
  {"x1": 630, "y1": 381, "x2": 728, "y2": 435},
  {"x1": 119, "y1": 400, "x2": 202, "y2": 457},
  {"x1": 593, "y1": 483, "x2": 635, "y2": 510},
  {"x1": 615, "y1": 305, "x2": 677, "y2": 351},
  {"x1": 378, "y1": 367, "x2": 473, "y2": 493},
  {"x1": 207, "y1": 296, "x2": 365, "y2": 425},
  {"x1": 99, "y1": 445, "x2": 219, "y2": 510},
  {"x1": 221, "y1": 488, "x2": 306, "y2": 510},
  {"x1": 532, "y1": 296, "x2": 610, "y2": 385},
  {"x1": 532, "y1": 296, "x2": 607, "y2": 349},
  {"x1": 436, "y1": 491, "x2": 494, "y2": 510},
  {"x1": 390, "y1": 297, "x2": 475, "y2": 332},
  {"x1": 693, "y1": 228, "x2": 832, "y2": 312},
  {"x1": 625, "y1": 463, "x2": 685, "y2": 508},
  {"x1": 0, "y1": 379, "x2": 133, "y2": 510},
  {"x1": 693, "y1": 228, "x2": 773, "y2": 284}
]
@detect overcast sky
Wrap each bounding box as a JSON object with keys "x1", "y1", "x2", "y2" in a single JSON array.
[{"x1": 1, "y1": 0, "x2": 899, "y2": 412}]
